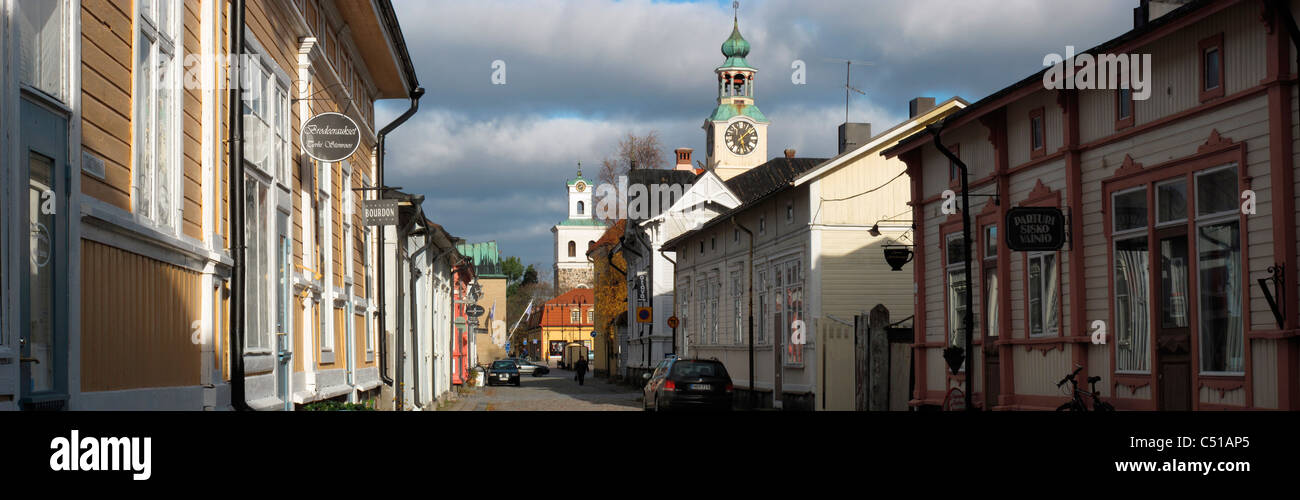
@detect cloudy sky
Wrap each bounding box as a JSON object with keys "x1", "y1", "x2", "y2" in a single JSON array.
[{"x1": 375, "y1": 0, "x2": 1135, "y2": 273}]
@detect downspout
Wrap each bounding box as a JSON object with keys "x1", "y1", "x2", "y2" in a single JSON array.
[
  {"x1": 393, "y1": 208, "x2": 421, "y2": 410},
  {"x1": 228, "y1": 0, "x2": 251, "y2": 411},
  {"x1": 928, "y1": 122, "x2": 975, "y2": 412},
  {"x1": 376, "y1": 87, "x2": 425, "y2": 389},
  {"x1": 730, "y1": 217, "x2": 754, "y2": 410}
]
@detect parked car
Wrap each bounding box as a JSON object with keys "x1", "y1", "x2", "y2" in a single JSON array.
[
  {"x1": 642, "y1": 358, "x2": 733, "y2": 411},
  {"x1": 511, "y1": 358, "x2": 550, "y2": 377},
  {"x1": 487, "y1": 360, "x2": 520, "y2": 386}
]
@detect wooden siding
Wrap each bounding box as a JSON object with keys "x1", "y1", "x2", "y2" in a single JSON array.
[
  {"x1": 81, "y1": 240, "x2": 201, "y2": 391},
  {"x1": 80, "y1": 0, "x2": 132, "y2": 210}
]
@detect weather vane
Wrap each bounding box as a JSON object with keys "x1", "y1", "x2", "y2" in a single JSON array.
[{"x1": 733, "y1": 1, "x2": 739, "y2": 19}]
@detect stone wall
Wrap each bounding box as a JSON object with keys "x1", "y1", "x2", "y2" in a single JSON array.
[{"x1": 556, "y1": 267, "x2": 595, "y2": 294}]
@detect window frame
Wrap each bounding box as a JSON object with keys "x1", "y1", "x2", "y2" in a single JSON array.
[
  {"x1": 1193, "y1": 164, "x2": 1243, "y2": 376},
  {"x1": 947, "y1": 143, "x2": 961, "y2": 188},
  {"x1": 1026, "y1": 251, "x2": 1061, "y2": 338},
  {"x1": 1115, "y1": 87, "x2": 1135, "y2": 130},
  {"x1": 1028, "y1": 107, "x2": 1046, "y2": 158},
  {"x1": 133, "y1": 0, "x2": 184, "y2": 234},
  {"x1": 1198, "y1": 33, "x2": 1225, "y2": 102},
  {"x1": 943, "y1": 232, "x2": 970, "y2": 362}
]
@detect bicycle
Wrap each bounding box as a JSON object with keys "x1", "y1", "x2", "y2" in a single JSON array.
[{"x1": 1055, "y1": 365, "x2": 1115, "y2": 411}]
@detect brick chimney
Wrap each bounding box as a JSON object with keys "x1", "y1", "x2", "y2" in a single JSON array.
[
  {"x1": 784, "y1": 149, "x2": 796, "y2": 159},
  {"x1": 837, "y1": 123, "x2": 871, "y2": 154},
  {"x1": 674, "y1": 148, "x2": 694, "y2": 171}
]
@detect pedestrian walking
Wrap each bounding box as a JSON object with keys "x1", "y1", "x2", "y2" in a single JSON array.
[{"x1": 575, "y1": 358, "x2": 588, "y2": 386}]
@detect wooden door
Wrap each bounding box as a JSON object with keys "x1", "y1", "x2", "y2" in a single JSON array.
[{"x1": 1155, "y1": 227, "x2": 1191, "y2": 410}]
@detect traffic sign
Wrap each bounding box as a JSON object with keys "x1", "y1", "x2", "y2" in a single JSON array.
[
  {"x1": 667, "y1": 316, "x2": 679, "y2": 329},
  {"x1": 636, "y1": 307, "x2": 652, "y2": 323}
]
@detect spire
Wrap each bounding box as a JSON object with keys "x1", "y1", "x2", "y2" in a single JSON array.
[{"x1": 576, "y1": 161, "x2": 582, "y2": 177}]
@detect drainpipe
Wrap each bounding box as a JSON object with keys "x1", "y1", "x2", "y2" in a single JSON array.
[
  {"x1": 730, "y1": 217, "x2": 754, "y2": 410},
  {"x1": 928, "y1": 122, "x2": 975, "y2": 413},
  {"x1": 393, "y1": 206, "x2": 421, "y2": 410},
  {"x1": 376, "y1": 87, "x2": 425, "y2": 390},
  {"x1": 227, "y1": 0, "x2": 251, "y2": 411}
]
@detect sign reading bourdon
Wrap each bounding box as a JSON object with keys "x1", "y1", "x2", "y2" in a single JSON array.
[
  {"x1": 1004, "y1": 206, "x2": 1066, "y2": 252},
  {"x1": 301, "y1": 112, "x2": 362, "y2": 163}
]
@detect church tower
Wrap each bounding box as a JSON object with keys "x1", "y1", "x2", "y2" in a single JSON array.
[
  {"x1": 703, "y1": 10, "x2": 769, "y2": 180},
  {"x1": 552, "y1": 164, "x2": 607, "y2": 294}
]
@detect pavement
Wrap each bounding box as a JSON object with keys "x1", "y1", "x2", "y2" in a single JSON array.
[{"x1": 443, "y1": 367, "x2": 642, "y2": 411}]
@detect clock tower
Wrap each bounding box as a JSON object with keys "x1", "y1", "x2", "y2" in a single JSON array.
[
  {"x1": 552, "y1": 164, "x2": 607, "y2": 294},
  {"x1": 704, "y1": 12, "x2": 768, "y2": 180}
]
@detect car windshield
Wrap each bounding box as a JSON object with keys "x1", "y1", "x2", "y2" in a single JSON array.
[
  {"x1": 670, "y1": 361, "x2": 727, "y2": 378},
  {"x1": 492, "y1": 361, "x2": 515, "y2": 369}
]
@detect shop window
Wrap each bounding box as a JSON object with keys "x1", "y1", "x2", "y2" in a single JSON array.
[
  {"x1": 1194, "y1": 165, "x2": 1242, "y2": 373},
  {"x1": 1027, "y1": 252, "x2": 1059, "y2": 337},
  {"x1": 17, "y1": 0, "x2": 69, "y2": 102},
  {"x1": 945, "y1": 233, "x2": 969, "y2": 365}
]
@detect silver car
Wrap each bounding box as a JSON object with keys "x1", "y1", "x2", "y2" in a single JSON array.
[{"x1": 510, "y1": 358, "x2": 550, "y2": 377}]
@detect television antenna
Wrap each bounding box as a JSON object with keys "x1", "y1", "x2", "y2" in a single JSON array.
[{"x1": 823, "y1": 58, "x2": 873, "y2": 123}]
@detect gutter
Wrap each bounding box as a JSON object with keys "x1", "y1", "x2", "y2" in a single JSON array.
[
  {"x1": 375, "y1": 87, "x2": 424, "y2": 391},
  {"x1": 927, "y1": 121, "x2": 974, "y2": 413}
]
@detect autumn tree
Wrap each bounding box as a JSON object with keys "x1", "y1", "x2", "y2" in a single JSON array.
[{"x1": 597, "y1": 131, "x2": 667, "y2": 223}]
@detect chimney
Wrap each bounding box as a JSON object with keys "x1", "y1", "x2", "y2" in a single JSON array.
[
  {"x1": 909, "y1": 97, "x2": 936, "y2": 118},
  {"x1": 837, "y1": 123, "x2": 872, "y2": 154},
  {"x1": 1134, "y1": 0, "x2": 1189, "y2": 28},
  {"x1": 784, "y1": 149, "x2": 796, "y2": 159},
  {"x1": 674, "y1": 148, "x2": 694, "y2": 171}
]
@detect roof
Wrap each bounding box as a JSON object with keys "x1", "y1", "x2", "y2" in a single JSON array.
[
  {"x1": 708, "y1": 103, "x2": 769, "y2": 123},
  {"x1": 660, "y1": 156, "x2": 828, "y2": 250},
  {"x1": 556, "y1": 217, "x2": 607, "y2": 227},
  {"x1": 455, "y1": 241, "x2": 505, "y2": 278},
  {"x1": 567, "y1": 165, "x2": 592, "y2": 187},
  {"x1": 882, "y1": 0, "x2": 1217, "y2": 157},
  {"x1": 530, "y1": 288, "x2": 596, "y2": 328},
  {"x1": 588, "y1": 219, "x2": 627, "y2": 256},
  {"x1": 718, "y1": 17, "x2": 754, "y2": 70}
]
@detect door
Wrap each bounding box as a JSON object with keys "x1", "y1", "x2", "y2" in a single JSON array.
[
  {"x1": 275, "y1": 211, "x2": 292, "y2": 411},
  {"x1": 1155, "y1": 227, "x2": 1191, "y2": 410},
  {"x1": 18, "y1": 97, "x2": 70, "y2": 411},
  {"x1": 982, "y1": 264, "x2": 999, "y2": 410}
]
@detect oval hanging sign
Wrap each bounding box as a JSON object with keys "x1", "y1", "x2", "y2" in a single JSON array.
[
  {"x1": 301, "y1": 112, "x2": 361, "y2": 163},
  {"x1": 1005, "y1": 206, "x2": 1066, "y2": 252}
]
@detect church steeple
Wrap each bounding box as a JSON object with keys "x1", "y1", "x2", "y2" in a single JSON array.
[{"x1": 703, "y1": 3, "x2": 770, "y2": 180}]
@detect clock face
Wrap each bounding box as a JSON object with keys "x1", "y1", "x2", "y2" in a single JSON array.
[
  {"x1": 725, "y1": 121, "x2": 758, "y2": 156},
  {"x1": 574, "y1": 181, "x2": 587, "y2": 192}
]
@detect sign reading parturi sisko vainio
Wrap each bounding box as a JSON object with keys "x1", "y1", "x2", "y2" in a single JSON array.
[
  {"x1": 1004, "y1": 206, "x2": 1066, "y2": 252},
  {"x1": 301, "y1": 112, "x2": 361, "y2": 163}
]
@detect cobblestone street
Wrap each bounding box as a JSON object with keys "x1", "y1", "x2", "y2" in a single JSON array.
[{"x1": 446, "y1": 368, "x2": 642, "y2": 411}]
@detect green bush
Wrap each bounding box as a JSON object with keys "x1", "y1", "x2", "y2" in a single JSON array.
[{"x1": 301, "y1": 400, "x2": 376, "y2": 411}]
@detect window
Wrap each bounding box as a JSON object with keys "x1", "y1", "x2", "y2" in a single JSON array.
[
  {"x1": 17, "y1": 0, "x2": 69, "y2": 101},
  {"x1": 786, "y1": 202, "x2": 794, "y2": 222},
  {"x1": 734, "y1": 229, "x2": 739, "y2": 243},
  {"x1": 982, "y1": 225, "x2": 998, "y2": 340},
  {"x1": 135, "y1": 0, "x2": 182, "y2": 232},
  {"x1": 711, "y1": 236, "x2": 716, "y2": 251},
  {"x1": 756, "y1": 270, "x2": 768, "y2": 344},
  {"x1": 984, "y1": 225, "x2": 997, "y2": 258},
  {"x1": 587, "y1": 308, "x2": 593, "y2": 324},
  {"x1": 709, "y1": 274, "x2": 720, "y2": 344},
  {"x1": 696, "y1": 279, "x2": 708, "y2": 345},
  {"x1": 759, "y1": 216, "x2": 766, "y2": 234},
  {"x1": 774, "y1": 259, "x2": 804, "y2": 367},
  {"x1": 731, "y1": 269, "x2": 743, "y2": 345},
  {"x1": 242, "y1": 43, "x2": 290, "y2": 183},
  {"x1": 245, "y1": 178, "x2": 270, "y2": 350},
  {"x1": 568, "y1": 241, "x2": 576, "y2": 257},
  {"x1": 945, "y1": 233, "x2": 969, "y2": 362},
  {"x1": 1199, "y1": 33, "x2": 1225, "y2": 102},
  {"x1": 1195, "y1": 165, "x2": 1241, "y2": 373},
  {"x1": 1115, "y1": 88, "x2": 1134, "y2": 129},
  {"x1": 571, "y1": 309, "x2": 579, "y2": 324},
  {"x1": 577, "y1": 201, "x2": 584, "y2": 215},
  {"x1": 699, "y1": 241, "x2": 704, "y2": 255},
  {"x1": 1029, "y1": 108, "x2": 1045, "y2": 157},
  {"x1": 1112, "y1": 186, "x2": 1150, "y2": 372},
  {"x1": 1027, "y1": 252, "x2": 1059, "y2": 337}
]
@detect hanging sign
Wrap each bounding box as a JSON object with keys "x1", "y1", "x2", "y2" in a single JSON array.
[
  {"x1": 1005, "y1": 206, "x2": 1066, "y2": 252},
  {"x1": 301, "y1": 112, "x2": 361, "y2": 163},
  {"x1": 363, "y1": 199, "x2": 399, "y2": 227}
]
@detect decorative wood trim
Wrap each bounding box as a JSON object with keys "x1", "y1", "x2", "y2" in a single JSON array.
[
  {"x1": 1113, "y1": 374, "x2": 1152, "y2": 394},
  {"x1": 1197, "y1": 128, "x2": 1234, "y2": 153},
  {"x1": 1199, "y1": 377, "x2": 1245, "y2": 399},
  {"x1": 1023, "y1": 179, "x2": 1057, "y2": 205},
  {"x1": 1113, "y1": 154, "x2": 1145, "y2": 179}
]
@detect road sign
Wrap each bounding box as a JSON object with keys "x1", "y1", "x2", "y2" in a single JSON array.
[
  {"x1": 636, "y1": 307, "x2": 652, "y2": 323},
  {"x1": 590, "y1": 331, "x2": 597, "y2": 338},
  {"x1": 467, "y1": 304, "x2": 485, "y2": 318},
  {"x1": 1005, "y1": 206, "x2": 1066, "y2": 251},
  {"x1": 666, "y1": 316, "x2": 679, "y2": 329},
  {"x1": 363, "y1": 199, "x2": 398, "y2": 226}
]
